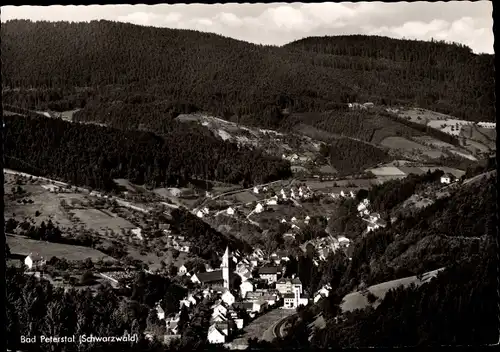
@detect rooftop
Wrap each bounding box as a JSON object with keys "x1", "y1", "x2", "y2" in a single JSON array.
[
  {"x1": 195, "y1": 270, "x2": 223, "y2": 283},
  {"x1": 258, "y1": 266, "x2": 281, "y2": 275}
]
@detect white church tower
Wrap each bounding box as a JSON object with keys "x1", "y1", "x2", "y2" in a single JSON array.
[
  {"x1": 222, "y1": 246, "x2": 232, "y2": 290},
  {"x1": 294, "y1": 285, "x2": 301, "y2": 308}
]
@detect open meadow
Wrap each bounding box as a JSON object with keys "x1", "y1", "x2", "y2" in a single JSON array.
[
  {"x1": 7, "y1": 234, "x2": 115, "y2": 262},
  {"x1": 340, "y1": 268, "x2": 446, "y2": 313}
]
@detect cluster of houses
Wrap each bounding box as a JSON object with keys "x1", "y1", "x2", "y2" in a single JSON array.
[
  {"x1": 165, "y1": 233, "x2": 191, "y2": 253},
  {"x1": 477, "y1": 122, "x2": 496, "y2": 129},
  {"x1": 171, "y1": 247, "x2": 314, "y2": 344},
  {"x1": 300, "y1": 235, "x2": 350, "y2": 263},
  {"x1": 356, "y1": 198, "x2": 387, "y2": 233},
  {"x1": 278, "y1": 186, "x2": 313, "y2": 201},
  {"x1": 330, "y1": 190, "x2": 356, "y2": 199},
  {"x1": 281, "y1": 153, "x2": 313, "y2": 165},
  {"x1": 196, "y1": 207, "x2": 210, "y2": 218},
  {"x1": 348, "y1": 102, "x2": 374, "y2": 110}
]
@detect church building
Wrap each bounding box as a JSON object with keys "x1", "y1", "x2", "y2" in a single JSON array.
[{"x1": 191, "y1": 247, "x2": 235, "y2": 290}]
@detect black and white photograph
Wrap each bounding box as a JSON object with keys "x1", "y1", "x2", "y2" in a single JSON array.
[{"x1": 1, "y1": 1, "x2": 498, "y2": 351}]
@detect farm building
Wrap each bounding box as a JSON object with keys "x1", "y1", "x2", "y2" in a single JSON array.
[
  {"x1": 24, "y1": 253, "x2": 46, "y2": 270},
  {"x1": 440, "y1": 173, "x2": 456, "y2": 184},
  {"x1": 254, "y1": 203, "x2": 264, "y2": 213}
]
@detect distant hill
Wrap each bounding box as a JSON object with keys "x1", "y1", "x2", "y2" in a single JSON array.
[{"x1": 1, "y1": 20, "x2": 495, "y2": 125}]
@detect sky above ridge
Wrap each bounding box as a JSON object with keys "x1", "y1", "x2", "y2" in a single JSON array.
[{"x1": 1, "y1": 2, "x2": 494, "y2": 54}]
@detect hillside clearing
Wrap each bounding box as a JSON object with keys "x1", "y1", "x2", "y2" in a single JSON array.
[
  {"x1": 341, "y1": 268, "x2": 445, "y2": 313},
  {"x1": 7, "y1": 234, "x2": 115, "y2": 262}
]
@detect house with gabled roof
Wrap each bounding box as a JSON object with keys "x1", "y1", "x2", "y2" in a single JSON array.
[
  {"x1": 207, "y1": 324, "x2": 226, "y2": 344},
  {"x1": 24, "y1": 253, "x2": 46, "y2": 270},
  {"x1": 258, "y1": 266, "x2": 282, "y2": 284},
  {"x1": 221, "y1": 290, "x2": 236, "y2": 306},
  {"x1": 240, "y1": 280, "x2": 254, "y2": 298}
]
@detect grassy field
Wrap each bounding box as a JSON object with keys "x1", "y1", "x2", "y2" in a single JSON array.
[
  {"x1": 417, "y1": 166, "x2": 465, "y2": 179},
  {"x1": 427, "y1": 119, "x2": 473, "y2": 136},
  {"x1": 381, "y1": 136, "x2": 446, "y2": 159},
  {"x1": 70, "y1": 208, "x2": 135, "y2": 234},
  {"x1": 127, "y1": 247, "x2": 188, "y2": 271},
  {"x1": 5, "y1": 178, "x2": 86, "y2": 228},
  {"x1": 392, "y1": 107, "x2": 450, "y2": 125},
  {"x1": 7, "y1": 234, "x2": 115, "y2": 262},
  {"x1": 233, "y1": 308, "x2": 296, "y2": 345},
  {"x1": 340, "y1": 268, "x2": 445, "y2": 313},
  {"x1": 365, "y1": 166, "x2": 406, "y2": 177}
]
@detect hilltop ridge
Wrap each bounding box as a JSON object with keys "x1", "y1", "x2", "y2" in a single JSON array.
[{"x1": 2, "y1": 19, "x2": 495, "y2": 124}]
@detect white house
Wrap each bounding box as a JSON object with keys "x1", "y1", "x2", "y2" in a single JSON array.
[
  {"x1": 227, "y1": 207, "x2": 235, "y2": 215},
  {"x1": 254, "y1": 203, "x2": 264, "y2": 213},
  {"x1": 291, "y1": 217, "x2": 297, "y2": 223},
  {"x1": 234, "y1": 318, "x2": 244, "y2": 330},
  {"x1": 290, "y1": 189, "x2": 296, "y2": 199},
  {"x1": 207, "y1": 325, "x2": 226, "y2": 344},
  {"x1": 24, "y1": 253, "x2": 46, "y2": 270},
  {"x1": 240, "y1": 280, "x2": 254, "y2": 298},
  {"x1": 212, "y1": 303, "x2": 228, "y2": 318},
  {"x1": 131, "y1": 228, "x2": 143, "y2": 240},
  {"x1": 202, "y1": 207, "x2": 210, "y2": 215},
  {"x1": 196, "y1": 210, "x2": 204, "y2": 218},
  {"x1": 266, "y1": 197, "x2": 278, "y2": 205},
  {"x1": 440, "y1": 175, "x2": 451, "y2": 184},
  {"x1": 178, "y1": 265, "x2": 188, "y2": 276},
  {"x1": 340, "y1": 190, "x2": 346, "y2": 197},
  {"x1": 440, "y1": 173, "x2": 455, "y2": 184},
  {"x1": 280, "y1": 189, "x2": 288, "y2": 200},
  {"x1": 304, "y1": 215, "x2": 311, "y2": 224},
  {"x1": 253, "y1": 187, "x2": 259, "y2": 194},
  {"x1": 221, "y1": 290, "x2": 236, "y2": 306},
  {"x1": 281, "y1": 218, "x2": 287, "y2": 223},
  {"x1": 155, "y1": 304, "x2": 165, "y2": 321},
  {"x1": 349, "y1": 191, "x2": 355, "y2": 198},
  {"x1": 190, "y1": 273, "x2": 201, "y2": 284}
]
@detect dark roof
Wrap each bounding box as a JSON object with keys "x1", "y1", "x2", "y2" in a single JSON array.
[
  {"x1": 276, "y1": 278, "x2": 289, "y2": 284},
  {"x1": 196, "y1": 270, "x2": 223, "y2": 283},
  {"x1": 283, "y1": 293, "x2": 295, "y2": 299},
  {"x1": 233, "y1": 302, "x2": 254, "y2": 310},
  {"x1": 258, "y1": 266, "x2": 281, "y2": 275},
  {"x1": 245, "y1": 291, "x2": 264, "y2": 299},
  {"x1": 291, "y1": 278, "x2": 302, "y2": 285}
]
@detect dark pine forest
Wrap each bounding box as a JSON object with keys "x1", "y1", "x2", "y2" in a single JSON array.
[{"x1": 2, "y1": 19, "x2": 495, "y2": 125}]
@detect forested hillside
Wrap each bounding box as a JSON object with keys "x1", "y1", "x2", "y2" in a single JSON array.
[
  {"x1": 2, "y1": 20, "x2": 495, "y2": 126},
  {"x1": 3, "y1": 115, "x2": 291, "y2": 190}
]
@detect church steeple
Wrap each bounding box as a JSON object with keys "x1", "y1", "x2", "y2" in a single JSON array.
[{"x1": 222, "y1": 246, "x2": 232, "y2": 289}]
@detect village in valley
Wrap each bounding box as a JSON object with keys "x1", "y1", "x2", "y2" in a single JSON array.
[
  {"x1": 3, "y1": 3, "x2": 496, "y2": 349},
  {"x1": 4, "y1": 125, "x2": 473, "y2": 348}
]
